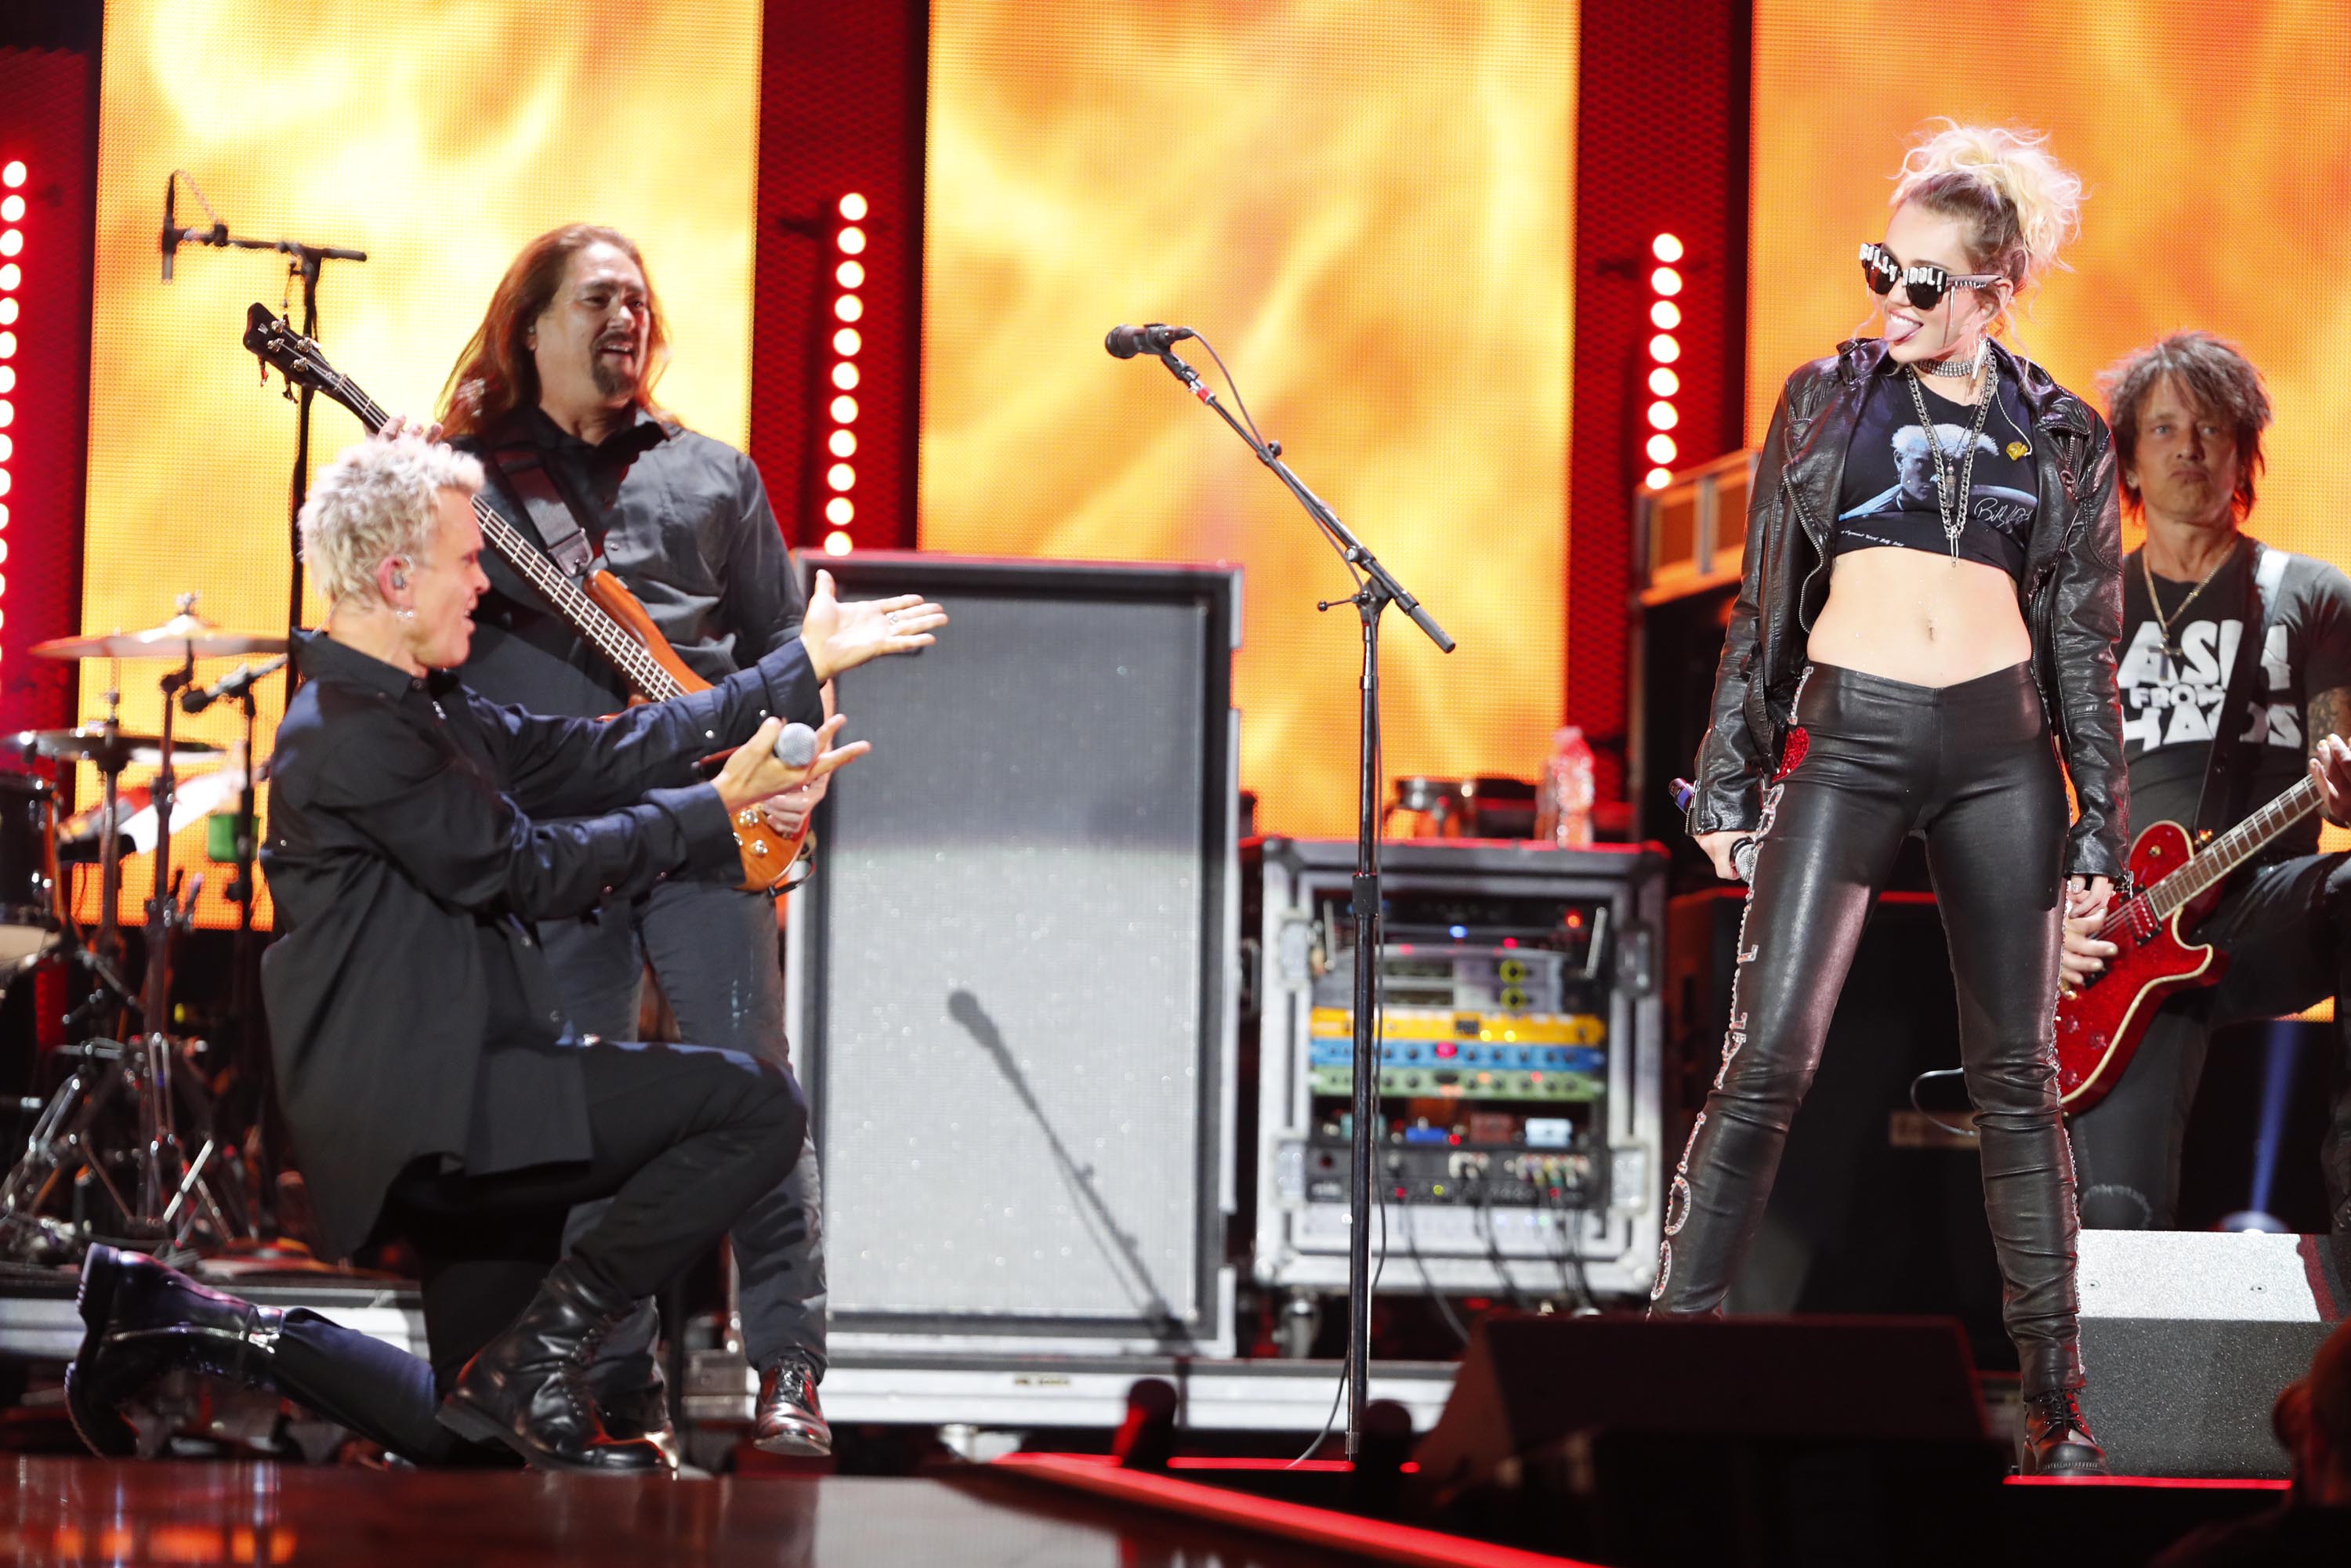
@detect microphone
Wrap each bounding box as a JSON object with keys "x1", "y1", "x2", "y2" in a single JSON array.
[
  {"x1": 161, "y1": 172, "x2": 176, "y2": 283},
  {"x1": 1668, "y1": 777, "x2": 1758, "y2": 883},
  {"x1": 181, "y1": 654, "x2": 289, "y2": 715},
  {"x1": 1104, "y1": 323, "x2": 1196, "y2": 360},
  {"x1": 773, "y1": 721, "x2": 819, "y2": 769}
]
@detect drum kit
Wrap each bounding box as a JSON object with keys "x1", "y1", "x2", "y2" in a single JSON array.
[{"x1": 0, "y1": 596, "x2": 288, "y2": 1262}]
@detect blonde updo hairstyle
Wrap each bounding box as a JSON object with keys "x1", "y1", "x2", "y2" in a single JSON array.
[{"x1": 1891, "y1": 121, "x2": 2084, "y2": 333}]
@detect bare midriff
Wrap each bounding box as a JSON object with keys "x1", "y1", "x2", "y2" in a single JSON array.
[{"x1": 1805, "y1": 547, "x2": 2031, "y2": 687}]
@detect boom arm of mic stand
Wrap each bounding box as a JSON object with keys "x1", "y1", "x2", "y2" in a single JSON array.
[{"x1": 1148, "y1": 349, "x2": 1454, "y2": 654}]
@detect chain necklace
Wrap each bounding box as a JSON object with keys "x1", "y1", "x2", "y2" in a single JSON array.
[
  {"x1": 1901, "y1": 356, "x2": 1999, "y2": 567},
  {"x1": 2143, "y1": 534, "x2": 2241, "y2": 672}
]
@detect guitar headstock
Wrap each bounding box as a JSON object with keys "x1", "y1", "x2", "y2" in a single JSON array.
[{"x1": 242, "y1": 303, "x2": 375, "y2": 429}]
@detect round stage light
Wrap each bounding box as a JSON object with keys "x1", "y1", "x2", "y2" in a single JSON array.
[
  {"x1": 0, "y1": 163, "x2": 20, "y2": 188},
  {"x1": 831, "y1": 362, "x2": 860, "y2": 390},
  {"x1": 825, "y1": 497, "x2": 853, "y2": 525},
  {"x1": 1651, "y1": 299, "x2": 1680, "y2": 329},
  {"x1": 839, "y1": 193, "x2": 869, "y2": 221},
  {"x1": 1648, "y1": 333, "x2": 1680, "y2": 364},
  {"x1": 1650, "y1": 266, "x2": 1683, "y2": 296},
  {"x1": 1646, "y1": 466, "x2": 1672, "y2": 491},
  {"x1": 827, "y1": 462, "x2": 855, "y2": 492},
  {"x1": 835, "y1": 295, "x2": 864, "y2": 323},
  {"x1": 1652, "y1": 234, "x2": 1684, "y2": 263},
  {"x1": 0, "y1": 196, "x2": 21, "y2": 223},
  {"x1": 836, "y1": 259, "x2": 865, "y2": 289},
  {"x1": 1646, "y1": 433, "x2": 1677, "y2": 465},
  {"x1": 823, "y1": 531, "x2": 853, "y2": 556},
  {"x1": 0, "y1": 232, "x2": 20, "y2": 259},
  {"x1": 0, "y1": 263, "x2": 16, "y2": 288},
  {"x1": 1649, "y1": 367, "x2": 1679, "y2": 397},
  {"x1": 838, "y1": 226, "x2": 867, "y2": 255},
  {"x1": 1646, "y1": 400, "x2": 1678, "y2": 431},
  {"x1": 830, "y1": 395, "x2": 858, "y2": 423},
  {"x1": 828, "y1": 429, "x2": 857, "y2": 457},
  {"x1": 833, "y1": 328, "x2": 860, "y2": 356}
]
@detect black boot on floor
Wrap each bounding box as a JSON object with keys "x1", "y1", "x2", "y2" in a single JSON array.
[
  {"x1": 437, "y1": 1260, "x2": 666, "y2": 1474},
  {"x1": 2022, "y1": 1388, "x2": 2109, "y2": 1476},
  {"x1": 754, "y1": 1355, "x2": 831, "y2": 1457},
  {"x1": 65, "y1": 1244, "x2": 285, "y2": 1458},
  {"x1": 589, "y1": 1347, "x2": 680, "y2": 1471}
]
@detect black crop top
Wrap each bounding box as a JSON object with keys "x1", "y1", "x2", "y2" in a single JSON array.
[{"x1": 1834, "y1": 371, "x2": 2038, "y2": 581}]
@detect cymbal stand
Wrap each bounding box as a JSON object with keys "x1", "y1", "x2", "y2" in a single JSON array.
[{"x1": 0, "y1": 648, "x2": 254, "y2": 1259}]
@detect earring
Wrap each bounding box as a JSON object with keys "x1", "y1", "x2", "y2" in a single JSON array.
[{"x1": 391, "y1": 570, "x2": 409, "y2": 590}]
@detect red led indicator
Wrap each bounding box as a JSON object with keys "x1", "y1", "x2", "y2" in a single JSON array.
[{"x1": 1436, "y1": 1042, "x2": 1458, "y2": 1059}]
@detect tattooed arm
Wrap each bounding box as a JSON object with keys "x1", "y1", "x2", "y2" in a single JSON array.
[{"x1": 2311, "y1": 684, "x2": 2351, "y2": 827}]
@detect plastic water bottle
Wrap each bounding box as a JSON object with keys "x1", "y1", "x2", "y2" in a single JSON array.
[{"x1": 1541, "y1": 726, "x2": 1596, "y2": 849}]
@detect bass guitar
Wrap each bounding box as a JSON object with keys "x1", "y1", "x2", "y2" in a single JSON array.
[
  {"x1": 2053, "y1": 772, "x2": 2322, "y2": 1111},
  {"x1": 242, "y1": 305, "x2": 811, "y2": 892}
]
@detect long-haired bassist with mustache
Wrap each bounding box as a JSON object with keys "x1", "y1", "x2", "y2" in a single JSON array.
[{"x1": 437, "y1": 224, "x2": 838, "y2": 1458}]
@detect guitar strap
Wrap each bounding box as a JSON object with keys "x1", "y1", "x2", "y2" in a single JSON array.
[
  {"x1": 480, "y1": 439, "x2": 604, "y2": 582},
  {"x1": 2191, "y1": 539, "x2": 2291, "y2": 840}
]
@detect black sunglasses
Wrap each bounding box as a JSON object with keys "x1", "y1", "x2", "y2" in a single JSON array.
[{"x1": 1859, "y1": 241, "x2": 2004, "y2": 312}]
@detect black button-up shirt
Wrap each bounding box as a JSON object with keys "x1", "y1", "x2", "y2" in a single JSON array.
[
  {"x1": 259, "y1": 629, "x2": 821, "y2": 1258},
  {"x1": 455, "y1": 406, "x2": 806, "y2": 716}
]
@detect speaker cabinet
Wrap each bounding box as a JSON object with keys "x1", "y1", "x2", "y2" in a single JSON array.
[
  {"x1": 2077, "y1": 1229, "x2": 2349, "y2": 1476},
  {"x1": 788, "y1": 554, "x2": 1241, "y2": 1356}
]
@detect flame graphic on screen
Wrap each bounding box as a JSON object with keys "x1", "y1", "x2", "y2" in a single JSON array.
[{"x1": 922, "y1": 3, "x2": 1577, "y2": 838}]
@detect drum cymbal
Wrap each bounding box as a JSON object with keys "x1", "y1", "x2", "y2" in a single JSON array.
[
  {"x1": 10, "y1": 727, "x2": 224, "y2": 771},
  {"x1": 32, "y1": 612, "x2": 288, "y2": 661}
]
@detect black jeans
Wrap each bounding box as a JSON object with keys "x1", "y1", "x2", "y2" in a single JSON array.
[
  {"x1": 270, "y1": 1037, "x2": 803, "y2": 1464},
  {"x1": 544, "y1": 877, "x2": 828, "y2": 1374},
  {"x1": 2068, "y1": 851, "x2": 2351, "y2": 1232},
  {"x1": 1652, "y1": 662, "x2": 2085, "y2": 1392}
]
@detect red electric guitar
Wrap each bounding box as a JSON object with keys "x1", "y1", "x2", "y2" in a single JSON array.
[
  {"x1": 2054, "y1": 773, "x2": 2324, "y2": 1111},
  {"x1": 242, "y1": 306, "x2": 813, "y2": 893}
]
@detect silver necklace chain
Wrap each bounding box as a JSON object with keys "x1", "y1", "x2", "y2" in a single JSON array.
[
  {"x1": 2143, "y1": 537, "x2": 2241, "y2": 669},
  {"x1": 1902, "y1": 359, "x2": 1999, "y2": 563}
]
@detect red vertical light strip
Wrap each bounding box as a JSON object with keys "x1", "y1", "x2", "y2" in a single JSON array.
[
  {"x1": 749, "y1": 3, "x2": 925, "y2": 555},
  {"x1": 818, "y1": 195, "x2": 868, "y2": 556},
  {"x1": 0, "y1": 38, "x2": 99, "y2": 740},
  {"x1": 1570, "y1": 3, "x2": 1749, "y2": 804}
]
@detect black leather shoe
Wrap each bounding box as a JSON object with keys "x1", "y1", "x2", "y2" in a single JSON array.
[
  {"x1": 437, "y1": 1260, "x2": 666, "y2": 1474},
  {"x1": 2021, "y1": 1388, "x2": 2108, "y2": 1476},
  {"x1": 65, "y1": 1244, "x2": 284, "y2": 1458},
  {"x1": 589, "y1": 1348, "x2": 680, "y2": 1471},
  {"x1": 753, "y1": 1357, "x2": 831, "y2": 1457}
]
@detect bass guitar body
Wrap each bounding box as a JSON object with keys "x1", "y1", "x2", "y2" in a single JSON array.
[
  {"x1": 2052, "y1": 821, "x2": 2227, "y2": 1114},
  {"x1": 583, "y1": 569, "x2": 812, "y2": 894}
]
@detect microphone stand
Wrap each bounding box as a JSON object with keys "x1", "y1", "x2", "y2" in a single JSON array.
[
  {"x1": 1143, "y1": 346, "x2": 1453, "y2": 1457},
  {"x1": 162, "y1": 176, "x2": 367, "y2": 664}
]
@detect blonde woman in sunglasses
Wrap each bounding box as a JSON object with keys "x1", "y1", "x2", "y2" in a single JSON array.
[{"x1": 1664, "y1": 121, "x2": 2128, "y2": 1477}]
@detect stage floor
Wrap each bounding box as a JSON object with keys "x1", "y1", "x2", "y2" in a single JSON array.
[{"x1": 0, "y1": 1454, "x2": 1465, "y2": 1567}]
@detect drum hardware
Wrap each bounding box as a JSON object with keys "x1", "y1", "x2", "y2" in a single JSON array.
[{"x1": 0, "y1": 596, "x2": 279, "y2": 1259}]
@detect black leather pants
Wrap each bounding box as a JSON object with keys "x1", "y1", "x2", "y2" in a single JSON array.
[{"x1": 1653, "y1": 661, "x2": 2085, "y2": 1393}]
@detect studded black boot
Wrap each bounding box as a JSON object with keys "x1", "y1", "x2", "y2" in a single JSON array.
[
  {"x1": 65, "y1": 1245, "x2": 286, "y2": 1457},
  {"x1": 2021, "y1": 1387, "x2": 2108, "y2": 1476},
  {"x1": 437, "y1": 1259, "x2": 666, "y2": 1473}
]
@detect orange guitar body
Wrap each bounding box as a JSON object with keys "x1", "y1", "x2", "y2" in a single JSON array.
[
  {"x1": 583, "y1": 569, "x2": 813, "y2": 894},
  {"x1": 2052, "y1": 821, "x2": 2228, "y2": 1114}
]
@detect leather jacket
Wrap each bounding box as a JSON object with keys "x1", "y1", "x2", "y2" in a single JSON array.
[{"x1": 1687, "y1": 336, "x2": 2132, "y2": 886}]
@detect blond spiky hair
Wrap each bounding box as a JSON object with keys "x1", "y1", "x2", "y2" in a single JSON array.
[
  {"x1": 1893, "y1": 120, "x2": 2085, "y2": 297},
  {"x1": 298, "y1": 435, "x2": 484, "y2": 607}
]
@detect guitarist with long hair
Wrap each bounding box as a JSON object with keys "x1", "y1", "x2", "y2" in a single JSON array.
[
  {"x1": 2063, "y1": 331, "x2": 2351, "y2": 1232},
  {"x1": 438, "y1": 224, "x2": 839, "y2": 1457}
]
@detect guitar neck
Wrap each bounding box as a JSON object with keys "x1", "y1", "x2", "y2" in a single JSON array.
[
  {"x1": 332, "y1": 386, "x2": 684, "y2": 704},
  {"x1": 2145, "y1": 773, "x2": 2324, "y2": 920}
]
